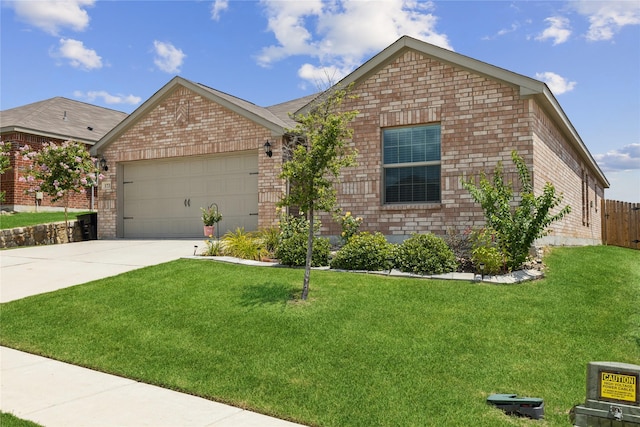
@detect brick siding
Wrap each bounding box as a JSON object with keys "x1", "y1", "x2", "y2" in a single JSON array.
[
  {"x1": 97, "y1": 86, "x2": 285, "y2": 238},
  {"x1": 97, "y1": 50, "x2": 605, "y2": 244},
  {"x1": 318, "y1": 50, "x2": 602, "y2": 243}
]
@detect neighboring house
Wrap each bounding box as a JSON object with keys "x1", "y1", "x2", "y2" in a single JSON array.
[
  {"x1": 92, "y1": 36, "x2": 608, "y2": 245},
  {"x1": 0, "y1": 97, "x2": 127, "y2": 212}
]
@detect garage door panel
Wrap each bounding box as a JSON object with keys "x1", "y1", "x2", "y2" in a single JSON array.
[{"x1": 122, "y1": 152, "x2": 258, "y2": 238}]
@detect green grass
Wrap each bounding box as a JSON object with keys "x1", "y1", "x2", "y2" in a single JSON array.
[
  {"x1": 0, "y1": 412, "x2": 43, "y2": 427},
  {"x1": 1, "y1": 246, "x2": 638, "y2": 426},
  {"x1": 0, "y1": 211, "x2": 91, "y2": 229}
]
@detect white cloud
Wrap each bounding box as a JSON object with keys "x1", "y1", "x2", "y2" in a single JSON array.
[
  {"x1": 8, "y1": 0, "x2": 94, "y2": 35},
  {"x1": 572, "y1": 0, "x2": 640, "y2": 41},
  {"x1": 257, "y1": 0, "x2": 452, "y2": 86},
  {"x1": 153, "y1": 41, "x2": 186, "y2": 73},
  {"x1": 297, "y1": 63, "x2": 352, "y2": 89},
  {"x1": 482, "y1": 23, "x2": 520, "y2": 41},
  {"x1": 535, "y1": 71, "x2": 576, "y2": 95},
  {"x1": 536, "y1": 16, "x2": 571, "y2": 45},
  {"x1": 74, "y1": 90, "x2": 141, "y2": 106},
  {"x1": 54, "y1": 38, "x2": 102, "y2": 70},
  {"x1": 211, "y1": 0, "x2": 229, "y2": 21},
  {"x1": 594, "y1": 143, "x2": 640, "y2": 172}
]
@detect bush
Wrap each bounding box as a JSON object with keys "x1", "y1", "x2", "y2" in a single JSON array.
[
  {"x1": 257, "y1": 226, "x2": 280, "y2": 255},
  {"x1": 393, "y1": 233, "x2": 457, "y2": 275},
  {"x1": 331, "y1": 232, "x2": 394, "y2": 271},
  {"x1": 222, "y1": 228, "x2": 267, "y2": 261},
  {"x1": 471, "y1": 246, "x2": 503, "y2": 275},
  {"x1": 470, "y1": 227, "x2": 504, "y2": 275},
  {"x1": 276, "y1": 232, "x2": 330, "y2": 267},
  {"x1": 202, "y1": 238, "x2": 223, "y2": 256}
]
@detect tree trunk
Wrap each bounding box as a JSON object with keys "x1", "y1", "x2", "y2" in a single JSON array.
[
  {"x1": 64, "y1": 193, "x2": 70, "y2": 243},
  {"x1": 301, "y1": 205, "x2": 314, "y2": 300}
]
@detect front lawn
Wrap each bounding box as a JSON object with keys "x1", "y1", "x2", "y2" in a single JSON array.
[
  {"x1": 0, "y1": 211, "x2": 91, "y2": 230},
  {"x1": 1, "y1": 246, "x2": 638, "y2": 426}
]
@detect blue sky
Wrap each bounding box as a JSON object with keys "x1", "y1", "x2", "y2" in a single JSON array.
[{"x1": 1, "y1": 0, "x2": 639, "y2": 202}]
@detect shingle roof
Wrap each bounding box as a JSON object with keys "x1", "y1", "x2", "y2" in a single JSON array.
[
  {"x1": 93, "y1": 76, "x2": 318, "y2": 153},
  {"x1": 0, "y1": 97, "x2": 127, "y2": 145},
  {"x1": 266, "y1": 93, "x2": 321, "y2": 128}
]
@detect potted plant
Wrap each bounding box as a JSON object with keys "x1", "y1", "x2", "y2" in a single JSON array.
[{"x1": 201, "y1": 204, "x2": 222, "y2": 237}]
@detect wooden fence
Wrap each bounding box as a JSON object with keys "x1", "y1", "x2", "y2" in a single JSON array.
[{"x1": 602, "y1": 200, "x2": 640, "y2": 250}]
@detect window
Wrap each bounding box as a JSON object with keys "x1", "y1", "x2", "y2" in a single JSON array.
[{"x1": 383, "y1": 124, "x2": 441, "y2": 203}]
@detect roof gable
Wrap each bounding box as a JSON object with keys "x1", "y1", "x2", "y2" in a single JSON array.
[
  {"x1": 92, "y1": 77, "x2": 292, "y2": 154},
  {"x1": 0, "y1": 97, "x2": 127, "y2": 144},
  {"x1": 298, "y1": 35, "x2": 607, "y2": 187}
]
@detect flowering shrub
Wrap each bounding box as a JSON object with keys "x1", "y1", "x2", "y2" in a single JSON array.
[
  {"x1": 200, "y1": 205, "x2": 222, "y2": 226},
  {"x1": 19, "y1": 140, "x2": 101, "y2": 238},
  {"x1": 0, "y1": 141, "x2": 11, "y2": 202},
  {"x1": 334, "y1": 210, "x2": 363, "y2": 244},
  {"x1": 19, "y1": 141, "x2": 101, "y2": 202}
]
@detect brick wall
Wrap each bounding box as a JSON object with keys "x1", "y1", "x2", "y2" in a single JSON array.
[
  {"x1": 317, "y1": 50, "x2": 603, "y2": 244},
  {"x1": 530, "y1": 101, "x2": 603, "y2": 244},
  {"x1": 97, "y1": 86, "x2": 285, "y2": 238},
  {"x1": 1, "y1": 133, "x2": 95, "y2": 212},
  {"x1": 319, "y1": 50, "x2": 528, "y2": 238},
  {"x1": 96, "y1": 50, "x2": 605, "y2": 245}
]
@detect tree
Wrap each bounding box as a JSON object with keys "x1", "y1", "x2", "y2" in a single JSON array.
[
  {"x1": 19, "y1": 140, "x2": 101, "y2": 239},
  {"x1": 279, "y1": 86, "x2": 358, "y2": 300},
  {"x1": 462, "y1": 150, "x2": 571, "y2": 270},
  {"x1": 0, "y1": 141, "x2": 11, "y2": 203}
]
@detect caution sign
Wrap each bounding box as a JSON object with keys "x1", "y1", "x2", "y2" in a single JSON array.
[{"x1": 600, "y1": 371, "x2": 638, "y2": 403}]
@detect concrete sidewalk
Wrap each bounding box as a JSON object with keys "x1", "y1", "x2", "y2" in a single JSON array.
[
  {"x1": 0, "y1": 240, "x2": 306, "y2": 427},
  {"x1": 1, "y1": 347, "x2": 304, "y2": 427}
]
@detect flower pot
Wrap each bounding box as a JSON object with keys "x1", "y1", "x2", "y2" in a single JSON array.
[{"x1": 203, "y1": 225, "x2": 215, "y2": 237}]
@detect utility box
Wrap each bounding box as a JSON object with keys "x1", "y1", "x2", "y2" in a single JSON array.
[
  {"x1": 573, "y1": 361, "x2": 640, "y2": 426},
  {"x1": 77, "y1": 213, "x2": 98, "y2": 241},
  {"x1": 487, "y1": 393, "x2": 544, "y2": 419}
]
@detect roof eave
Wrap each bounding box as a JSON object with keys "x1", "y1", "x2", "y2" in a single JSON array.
[
  {"x1": 296, "y1": 35, "x2": 608, "y2": 188},
  {"x1": 1, "y1": 126, "x2": 98, "y2": 146},
  {"x1": 530, "y1": 87, "x2": 609, "y2": 188}
]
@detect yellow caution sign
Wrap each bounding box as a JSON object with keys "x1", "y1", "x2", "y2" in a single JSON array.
[{"x1": 600, "y1": 372, "x2": 637, "y2": 402}]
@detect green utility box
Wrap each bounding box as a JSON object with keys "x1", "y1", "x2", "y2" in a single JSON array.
[
  {"x1": 572, "y1": 361, "x2": 640, "y2": 426},
  {"x1": 487, "y1": 393, "x2": 544, "y2": 419}
]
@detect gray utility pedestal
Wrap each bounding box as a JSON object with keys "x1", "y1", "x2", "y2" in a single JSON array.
[{"x1": 573, "y1": 361, "x2": 640, "y2": 426}]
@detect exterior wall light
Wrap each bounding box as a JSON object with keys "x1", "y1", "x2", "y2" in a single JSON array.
[
  {"x1": 264, "y1": 141, "x2": 273, "y2": 158},
  {"x1": 99, "y1": 157, "x2": 108, "y2": 171}
]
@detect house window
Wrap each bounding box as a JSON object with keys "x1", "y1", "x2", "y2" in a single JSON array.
[{"x1": 383, "y1": 124, "x2": 441, "y2": 203}]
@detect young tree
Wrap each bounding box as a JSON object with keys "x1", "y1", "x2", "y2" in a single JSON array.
[
  {"x1": 0, "y1": 141, "x2": 11, "y2": 203},
  {"x1": 462, "y1": 150, "x2": 571, "y2": 270},
  {"x1": 19, "y1": 140, "x2": 101, "y2": 240},
  {"x1": 279, "y1": 86, "x2": 358, "y2": 300}
]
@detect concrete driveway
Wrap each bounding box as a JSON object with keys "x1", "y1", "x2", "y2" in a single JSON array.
[{"x1": 0, "y1": 239, "x2": 203, "y2": 303}]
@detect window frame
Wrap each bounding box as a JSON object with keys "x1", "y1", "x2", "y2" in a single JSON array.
[{"x1": 382, "y1": 123, "x2": 442, "y2": 205}]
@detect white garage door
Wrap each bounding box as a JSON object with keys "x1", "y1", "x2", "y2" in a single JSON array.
[{"x1": 122, "y1": 152, "x2": 258, "y2": 238}]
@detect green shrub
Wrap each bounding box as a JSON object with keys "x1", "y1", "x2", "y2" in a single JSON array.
[
  {"x1": 393, "y1": 233, "x2": 457, "y2": 275},
  {"x1": 469, "y1": 227, "x2": 504, "y2": 274},
  {"x1": 331, "y1": 232, "x2": 393, "y2": 271},
  {"x1": 202, "y1": 238, "x2": 224, "y2": 256},
  {"x1": 471, "y1": 246, "x2": 503, "y2": 275},
  {"x1": 257, "y1": 226, "x2": 280, "y2": 255},
  {"x1": 276, "y1": 232, "x2": 330, "y2": 267},
  {"x1": 222, "y1": 228, "x2": 267, "y2": 261}
]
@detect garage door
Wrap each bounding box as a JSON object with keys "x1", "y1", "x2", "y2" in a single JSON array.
[{"x1": 122, "y1": 152, "x2": 258, "y2": 238}]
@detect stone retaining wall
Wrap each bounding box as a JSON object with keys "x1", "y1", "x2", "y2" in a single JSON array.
[{"x1": 0, "y1": 221, "x2": 85, "y2": 248}]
